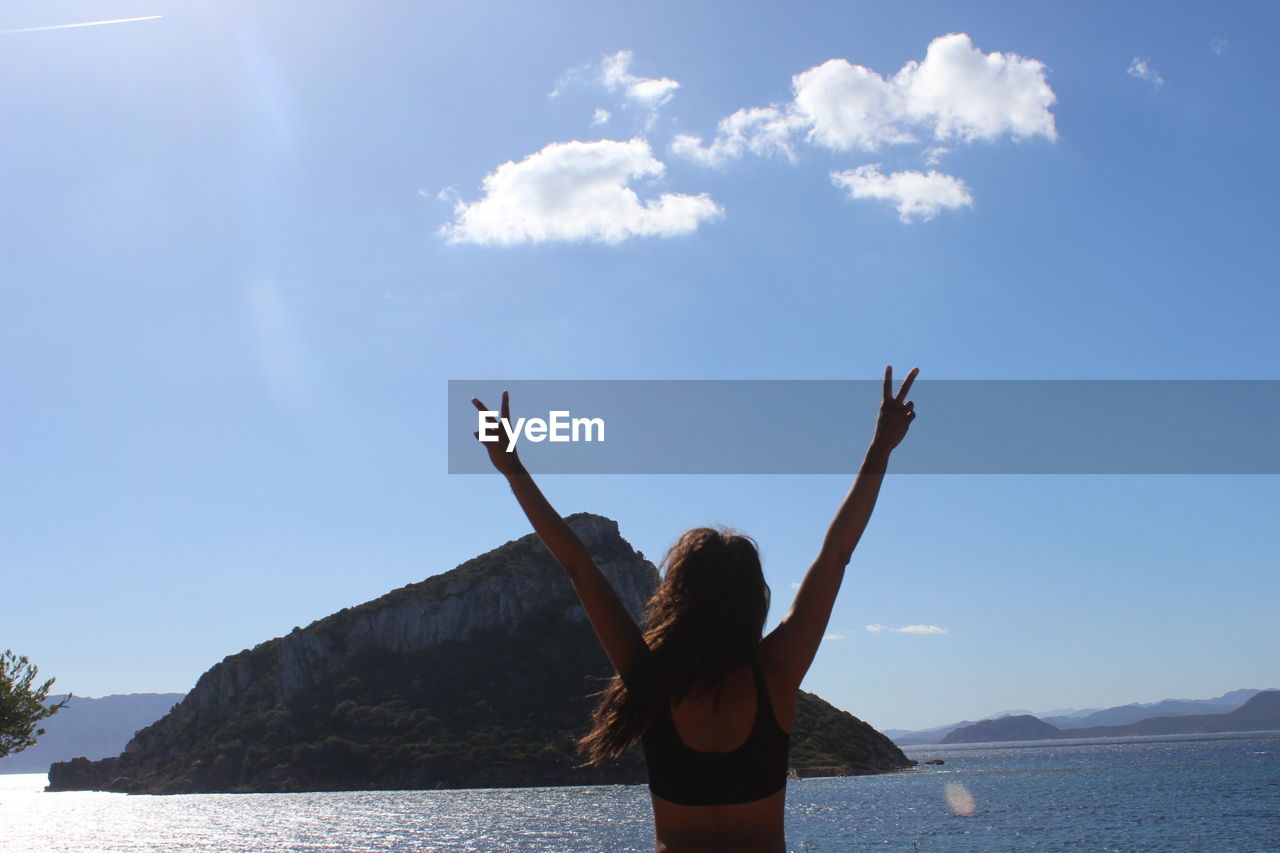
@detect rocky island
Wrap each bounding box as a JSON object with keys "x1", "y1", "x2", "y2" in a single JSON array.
[
  {"x1": 49, "y1": 514, "x2": 912, "y2": 793},
  {"x1": 941, "y1": 714, "x2": 1063, "y2": 744}
]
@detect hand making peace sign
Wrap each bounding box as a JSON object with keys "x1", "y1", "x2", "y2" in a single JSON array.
[
  {"x1": 874, "y1": 366, "x2": 918, "y2": 452},
  {"x1": 471, "y1": 390, "x2": 525, "y2": 476}
]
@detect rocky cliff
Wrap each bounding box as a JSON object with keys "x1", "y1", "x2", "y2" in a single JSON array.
[
  {"x1": 48, "y1": 514, "x2": 911, "y2": 793},
  {"x1": 177, "y1": 513, "x2": 657, "y2": 726}
]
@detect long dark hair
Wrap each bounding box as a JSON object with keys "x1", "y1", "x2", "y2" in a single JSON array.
[{"x1": 578, "y1": 526, "x2": 771, "y2": 764}]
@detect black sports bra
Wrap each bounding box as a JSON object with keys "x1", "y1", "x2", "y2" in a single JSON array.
[{"x1": 640, "y1": 656, "x2": 791, "y2": 806}]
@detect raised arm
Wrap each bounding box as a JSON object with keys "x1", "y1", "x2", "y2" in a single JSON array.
[
  {"x1": 761, "y1": 367, "x2": 917, "y2": 691},
  {"x1": 472, "y1": 391, "x2": 646, "y2": 677}
]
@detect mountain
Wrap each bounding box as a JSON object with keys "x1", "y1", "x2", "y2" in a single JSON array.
[
  {"x1": 1062, "y1": 690, "x2": 1280, "y2": 738},
  {"x1": 1044, "y1": 689, "x2": 1264, "y2": 729},
  {"x1": 934, "y1": 691, "x2": 1280, "y2": 745},
  {"x1": 48, "y1": 514, "x2": 911, "y2": 794},
  {"x1": 941, "y1": 715, "x2": 1063, "y2": 744},
  {"x1": 888, "y1": 689, "x2": 1272, "y2": 745},
  {"x1": 0, "y1": 693, "x2": 183, "y2": 774},
  {"x1": 883, "y1": 722, "x2": 976, "y2": 746},
  {"x1": 1034, "y1": 707, "x2": 1102, "y2": 720}
]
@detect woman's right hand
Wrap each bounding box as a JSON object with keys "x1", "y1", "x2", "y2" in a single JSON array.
[{"x1": 873, "y1": 365, "x2": 918, "y2": 452}]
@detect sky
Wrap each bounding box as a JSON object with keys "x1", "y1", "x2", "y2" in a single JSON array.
[{"x1": 2, "y1": 0, "x2": 1278, "y2": 733}]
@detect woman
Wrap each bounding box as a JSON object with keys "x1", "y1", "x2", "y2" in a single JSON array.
[{"x1": 471, "y1": 366, "x2": 918, "y2": 852}]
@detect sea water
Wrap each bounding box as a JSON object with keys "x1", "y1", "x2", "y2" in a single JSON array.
[{"x1": 2, "y1": 731, "x2": 1277, "y2": 852}]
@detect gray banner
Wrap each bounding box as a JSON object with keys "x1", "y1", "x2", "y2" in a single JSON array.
[{"x1": 448, "y1": 380, "x2": 1280, "y2": 474}]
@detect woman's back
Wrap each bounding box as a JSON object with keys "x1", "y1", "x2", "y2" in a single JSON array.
[{"x1": 645, "y1": 651, "x2": 794, "y2": 852}]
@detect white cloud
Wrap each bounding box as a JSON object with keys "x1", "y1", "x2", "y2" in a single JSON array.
[
  {"x1": 1127, "y1": 57, "x2": 1164, "y2": 88},
  {"x1": 831, "y1": 165, "x2": 973, "y2": 222},
  {"x1": 672, "y1": 32, "x2": 1056, "y2": 167},
  {"x1": 823, "y1": 633, "x2": 847, "y2": 641},
  {"x1": 865, "y1": 623, "x2": 948, "y2": 635},
  {"x1": 591, "y1": 108, "x2": 612, "y2": 126},
  {"x1": 671, "y1": 106, "x2": 804, "y2": 167},
  {"x1": 548, "y1": 61, "x2": 593, "y2": 99},
  {"x1": 1210, "y1": 37, "x2": 1228, "y2": 56},
  {"x1": 441, "y1": 138, "x2": 722, "y2": 246},
  {"x1": 896, "y1": 33, "x2": 1058, "y2": 143},
  {"x1": 601, "y1": 50, "x2": 679, "y2": 110},
  {"x1": 793, "y1": 58, "x2": 916, "y2": 151}
]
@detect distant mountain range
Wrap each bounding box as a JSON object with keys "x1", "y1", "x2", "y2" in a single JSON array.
[
  {"x1": 0, "y1": 693, "x2": 183, "y2": 774},
  {"x1": 886, "y1": 688, "x2": 1273, "y2": 745},
  {"x1": 940, "y1": 690, "x2": 1280, "y2": 744},
  {"x1": 1043, "y1": 688, "x2": 1264, "y2": 729}
]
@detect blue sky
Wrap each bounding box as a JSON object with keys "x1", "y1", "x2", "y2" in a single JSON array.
[{"x1": 2, "y1": 1, "x2": 1277, "y2": 731}]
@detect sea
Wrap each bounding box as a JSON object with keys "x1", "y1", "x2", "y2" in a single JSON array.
[{"x1": 2, "y1": 731, "x2": 1277, "y2": 852}]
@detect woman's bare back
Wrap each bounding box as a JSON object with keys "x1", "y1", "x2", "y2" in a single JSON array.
[{"x1": 650, "y1": 656, "x2": 795, "y2": 852}]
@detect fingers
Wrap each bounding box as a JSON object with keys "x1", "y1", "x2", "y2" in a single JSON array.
[
  {"x1": 896, "y1": 367, "x2": 919, "y2": 402},
  {"x1": 884, "y1": 365, "x2": 919, "y2": 404},
  {"x1": 472, "y1": 393, "x2": 511, "y2": 418}
]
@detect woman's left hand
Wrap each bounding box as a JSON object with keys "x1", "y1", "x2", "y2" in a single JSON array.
[{"x1": 873, "y1": 366, "x2": 918, "y2": 452}]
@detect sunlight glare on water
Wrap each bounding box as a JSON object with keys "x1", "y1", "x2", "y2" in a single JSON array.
[
  {"x1": 1, "y1": 773, "x2": 657, "y2": 853},
  {"x1": 4, "y1": 734, "x2": 1280, "y2": 852}
]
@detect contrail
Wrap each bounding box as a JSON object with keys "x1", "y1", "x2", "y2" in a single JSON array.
[{"x1": 0, "y1": 15, "x2": 163, "y2": 35}]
